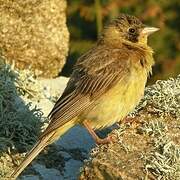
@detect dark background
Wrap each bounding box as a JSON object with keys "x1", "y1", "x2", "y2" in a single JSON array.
[{"x1": 61, "y1": 0, "x2": 180, "y2": 84}]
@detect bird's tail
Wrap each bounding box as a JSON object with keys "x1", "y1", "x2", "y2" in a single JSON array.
[{"x1": 10, "y1": 119, "x2": 76, "y2": 179}]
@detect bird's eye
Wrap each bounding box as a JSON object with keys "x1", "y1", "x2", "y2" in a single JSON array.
[{"x1": 128, "y1": 28, "x2": 136, "y2": 34}]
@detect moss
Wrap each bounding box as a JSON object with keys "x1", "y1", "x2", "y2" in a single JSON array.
[
  {"x1": 139, "y1": 76, "x2": 180, "y2": 179},
  {"x1": 0, "y1": 58, "x2": 46, "y2": 178},
  {"x1": 15, "y1": 69, "x2": 43, "y2": 100},
  {"x1": 138, "y1": 120, "x2": 167, "y2": 136},
  {"x1": 142, "y1": 121, "x2": 180, "y2": 179},
  {"x1": 137, "y1": 75, "x2": 180, "y2": 119}
]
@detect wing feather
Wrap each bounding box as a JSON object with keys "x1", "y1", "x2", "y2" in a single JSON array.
[
  {"x1": 41, "y1": 46, "x2": 130, "y2": 138},
  {"x1": 41, "y1": 95, "x2": 92, "y2": 137}
]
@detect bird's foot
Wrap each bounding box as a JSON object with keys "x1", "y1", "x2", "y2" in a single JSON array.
[
  {"x1": 94, "y1": 135, "x2": 116, "y2": 145},
  {"x1": 83, "y1": 120, "x2": 116, "y2": 145}
]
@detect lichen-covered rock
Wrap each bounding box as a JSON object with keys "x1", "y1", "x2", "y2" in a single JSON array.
[
  {"x1": 0, "y1": 61, "x2": 93, "y2": 179},
  {"x1": 80, "y1": 76, "x2": 180, "y2": 180},
  {"x1": 0, "y1": 0, "x2": 69, "y2": 77},
  {"x1": 0, "y1": 59, "x2": 46, "y2": 178}
]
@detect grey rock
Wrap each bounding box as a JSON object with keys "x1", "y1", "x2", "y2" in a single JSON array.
[
  {"x1": 20, "y1": 175, "x2": 40, "y2": 180},
  {"x1": 33, "y1": 164, "x2": 63, "y2": 180},
  {"x1": 63, "y1": 159, "x2": 83, "y2": 180},
  {"x1": 56, "y1": 125, "x2": 95, "y2": 151},
  {"x1": 22, "y1": 76, "x2": 69, "y2": 117}
]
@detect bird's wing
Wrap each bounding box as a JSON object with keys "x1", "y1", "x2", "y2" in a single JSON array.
[{"x1": 41, "y1": 46, "x2": 130, "y2": 137}]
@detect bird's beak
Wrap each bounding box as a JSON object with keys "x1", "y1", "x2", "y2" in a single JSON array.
[{"x1": 141, "y1": 27, "x2": 159, "y2": 36}]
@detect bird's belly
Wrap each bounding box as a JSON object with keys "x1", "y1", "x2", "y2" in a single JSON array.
[{"x1": 81, "y1": 72, "x2": 147, "y2": 129}]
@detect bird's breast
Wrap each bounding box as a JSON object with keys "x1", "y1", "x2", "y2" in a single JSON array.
[{"x1": 80, "y1": 66, "x2": 147, "y2": 130}]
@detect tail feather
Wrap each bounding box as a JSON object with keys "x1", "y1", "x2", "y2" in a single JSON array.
[
  {"x1": 10, "y1": 118, "x2": 77, "y2": 179},
  {"x1": 10, "y1": 132, "x2": 55, "y2": 179}
]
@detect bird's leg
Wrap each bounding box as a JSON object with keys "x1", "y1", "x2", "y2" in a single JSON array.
[{"x1": 83, "y1": 120, "x2": 112, "y2": 145}]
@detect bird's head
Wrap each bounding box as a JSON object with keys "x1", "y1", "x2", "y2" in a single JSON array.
[{"x1": 101, "y1": 14, "x2": 159, "y2": 47}]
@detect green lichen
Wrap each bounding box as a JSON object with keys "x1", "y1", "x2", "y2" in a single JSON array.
[
  {"x1": 138, "y1": 75, "x2": 180, "y2": 119},
  {"x1": 137, "y1": 76, "x2": 180, "y2": 179},
  {"x1": 0, "y1": 59, "x2": 45, "y2": 154},
  {"x1": 143, "y1": 121, "x2": 180, "y2": 179},
  {"x1": 0, "y1": 59, "x2": 49, "y2": 178},
  {"x1": 15, "y1": 69, "x2": 43, "y2": 100},
  {"x1": 138, "y1": 120, "x2": 167, "y2": 137}
]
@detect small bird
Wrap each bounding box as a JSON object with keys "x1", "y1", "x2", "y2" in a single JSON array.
[{"x1": 10, "y1": 14, "x2": 159, "y2": 179}]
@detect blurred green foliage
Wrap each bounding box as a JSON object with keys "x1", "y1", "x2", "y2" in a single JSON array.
[{"x1": 63, "y1": 0, "x2": 180, "y2": 83}]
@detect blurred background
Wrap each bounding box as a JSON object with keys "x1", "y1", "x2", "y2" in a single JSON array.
[{"x1": 61, "y1": 0, "x2": 180, "y2": 84}]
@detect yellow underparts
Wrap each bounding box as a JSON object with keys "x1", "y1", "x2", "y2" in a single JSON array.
[{"x1": 80, "y1": 63, "x2": 148, "y2": 130}]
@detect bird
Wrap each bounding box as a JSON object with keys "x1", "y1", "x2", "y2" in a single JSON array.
[{"x1": 10, "y1": 14, "x2": 159, "y2": 179}]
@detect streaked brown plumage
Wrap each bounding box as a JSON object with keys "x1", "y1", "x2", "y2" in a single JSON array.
[{"x1": 10, "y1": 14, "x2": 159, "y2": 179}]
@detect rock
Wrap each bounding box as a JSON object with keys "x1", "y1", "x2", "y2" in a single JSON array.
[
  {"x1": 0, "y1": 0, "x2": 69, "y2": 77},
  {"x1": 80, "y1": 117, "x2": 180, "y2": 180},
  {"x1": 39, "y1": 76, "x2": 69, "y2": 101},
  {"x1": 63, "y1": 160, "x2": 84, "y2": 179},
  {"x1": 56, "y1": 125, "x2": 95, "y2": 150},
  {"x1": 21, "y1": 175, "x2": 40, "y2": 180},
  {"x1": 32, "y1": 164, "x2": 63, "y2": 180},
  {"x1": 37, "y1": 76, "x2": 69, "y2": 116},
  {"x1": 17, "y1": 75, "x2": 69, "y2": 117}
]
